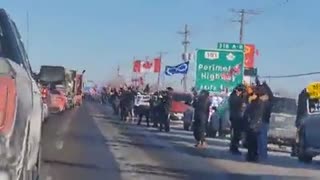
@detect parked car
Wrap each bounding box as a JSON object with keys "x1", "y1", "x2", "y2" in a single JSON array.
[
  {"x1": 0, "y1": 8, "x2": 42, "y2": 180},
  {"x1": 207, "y1": 96, "x2": 231, "y2": 137},
  {"x1": 268, "y1": 96, "x2": 297, "y2": 146},
  {"x1": 170, "y1": 92, "x2": 193, "y2": 122},
  {"x1": 182, "y1": 104, "x2": 194, "y2": 131}
]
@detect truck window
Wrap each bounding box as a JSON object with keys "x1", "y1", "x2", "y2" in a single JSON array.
[
  {"x1": 272, "y1": 97, "x2": 297, "y2": 115},
  {"x1": 308, "y1": 98, "x2": 320, "y2": 114},
  {"x1": 0, "y1": 12, "x2": 24, "y2": 65},
  {"x1": 10, "y1": 20, "x2": 32, "y2": 73},
  {"x1": 39, "y1": 66, "x2": 66, "y2": 83}
]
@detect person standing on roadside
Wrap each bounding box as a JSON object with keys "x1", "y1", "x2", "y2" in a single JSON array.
[
  {"x1": 159, "y1": 87, "x2": 173, "y2": 132},
  {"x1": 193, "y1": 90, "x2": 211, "y2": 148},
  {"x1": 258, "y1": 81, "x2": 273, "y2": 160},
  {"x1": 228, "y1": 85, "x2": 245, "y2": 154},
  {"x1": 244, "y1": 85, "x2": 269, "y2": 162},
  {"x1": 150, "y1": 92, "x2": 160, "y2": 128}
]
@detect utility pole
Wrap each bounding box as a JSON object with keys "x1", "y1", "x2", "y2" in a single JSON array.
[
  {"x1": 117, "y1": 65, "x2": 120, "y2": 77},
  {"x1": 143, "y1": 56, "x2": 149, "y2": 83},
  {"x1": 157, "y1": 51, "x2": 167, "y2": 91},
  {"x1": 230, "y1": 9, "x2": 260, "y2": 43},
  {"x1": 178, "y1": 24, "x2": 190, "y2": 92}
]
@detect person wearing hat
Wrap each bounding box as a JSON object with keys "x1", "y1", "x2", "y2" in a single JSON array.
[{"x1": 228, "y1": 84, "x2": 246, "y2": 154}]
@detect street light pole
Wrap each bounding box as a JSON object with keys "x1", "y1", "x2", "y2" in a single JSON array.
[
  {"x1": 178, "y1": 24, "x2": 190, "y2": 92},
  {"x1": 156, "y1": 51, "x2": 167, "y2": 91}
]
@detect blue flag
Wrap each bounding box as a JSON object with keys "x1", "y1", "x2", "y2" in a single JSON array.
[{"x1": 165, "y1": 61, "x2": 189, "y2": 76}]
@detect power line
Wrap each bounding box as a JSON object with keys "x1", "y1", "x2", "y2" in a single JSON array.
[
  {"x1": 259, "y1": 71, "x2": 320, "y2": 79},
  {"x1": 177, "y1": 24, "x2": 190, "y2": 92},
  {"x1": 230, "y1": 9, "x2": 261, "y2": 43}
]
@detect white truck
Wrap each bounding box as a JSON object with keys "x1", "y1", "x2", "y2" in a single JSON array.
[{"x1": 0, "y1": 9, "x2": 43, "y2": 180}]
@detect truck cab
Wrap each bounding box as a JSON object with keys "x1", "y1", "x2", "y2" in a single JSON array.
[
  {"x1": 293, "y1": 82, "x2": 320, "y2": 163},
  {"x1": 38, "y1": 65, "x2": 67, "y2": 113}
]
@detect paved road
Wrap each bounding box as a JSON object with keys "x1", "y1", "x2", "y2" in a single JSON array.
[{"x1": 40, "y1": 101, "x2": 320, "y2": 180}]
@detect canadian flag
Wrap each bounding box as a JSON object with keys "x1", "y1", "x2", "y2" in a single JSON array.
[{"x1": 133, "y1": 58, "x2": 161, "y2": 73}]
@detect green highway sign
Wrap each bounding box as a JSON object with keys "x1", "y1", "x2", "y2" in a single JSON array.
[
  {"x1": 217, "y1": 42, "x2": 244, "y2": 51},
  {"x1": 195, "y1": 49, "x2": 244, "y2": 92}
]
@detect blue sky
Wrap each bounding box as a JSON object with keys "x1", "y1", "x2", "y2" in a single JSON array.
[{"x1": 2, "y1": 0, "x2": 320, "y2": 94}]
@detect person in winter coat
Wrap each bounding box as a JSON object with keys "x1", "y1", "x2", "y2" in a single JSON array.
[
  {"x1": 296, "y1": 88, "x2": 309, "y2": 128},
  {"x1": 158, "y1": 87, "x2": 173, "y2": 132},
  {"x1": 136, "y1": 93, "x2": 152, "y2": 127},
  {"x1": 244, "y1": 86, "x2": 269, "y2": 162},
  {"x1": 120, "y1": 88, "x2": 135, "y2": 122},
  {"x1": 150, "y1": 93, "x2": 160, "y2": 128},
  {"x1": 193, "y1": 90, "x2": 211, "y2": 148},
  {"x1": 228, "y1": 85, "x2": 246, "y2": 154},
  {"x1": 110, "y1": 89, "x2": 120, "y2": 115},
  {"x1": 258, "y1": 81, "x2": 273, "y2": 160}
]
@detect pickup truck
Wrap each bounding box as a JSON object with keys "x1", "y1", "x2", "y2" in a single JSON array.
[
  {"x1": 38, "y1": 65, "x2": 68, "y2": 113},
  {"x1": 0, "y1": 8, "x2": 42, "y2": 180}
]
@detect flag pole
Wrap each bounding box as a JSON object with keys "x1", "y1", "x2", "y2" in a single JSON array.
[
  {"x1": 157, "y1": 54, "x2": 162, "y2": 92},
  {"x1": 156, "y1": 51, "x2": 167, "y2": 91}
]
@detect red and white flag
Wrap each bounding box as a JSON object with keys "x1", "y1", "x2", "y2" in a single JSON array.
[
  {"x1": 133, "y1": 58, "x2": 161, "y2": 73},
  {"x1": 221, "y1": 64, "x2": 242, "y2": 81}
]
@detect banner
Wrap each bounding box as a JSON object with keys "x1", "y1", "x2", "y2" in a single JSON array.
[
  {"x1": 195, "y1": 49, "x2": 244, "y2": 92},
  {"x1": 244, "y1": 44, "x2": 255, "y2": 68}
]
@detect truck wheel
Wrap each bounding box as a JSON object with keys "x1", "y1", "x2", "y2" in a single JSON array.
[
  {"x1": 291, "y1": 144, "x2": 298, "y2": 157},
  {"x1": 298, "y1": 131, "x2": 312, "y2": 163},
  {"x1": 20, "y1": 145, "x2": 41, "y2": 180},
  {"x1": 298, "y1": 153, "x2": 312, "y2": 163}
]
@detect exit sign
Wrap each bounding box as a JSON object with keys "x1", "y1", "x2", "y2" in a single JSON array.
[{"x1": 217, "y1": 42, "x2": 244, "y2": 51}]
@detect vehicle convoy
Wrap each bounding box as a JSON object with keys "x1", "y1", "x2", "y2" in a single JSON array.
[
  {"x1": 0, "y1": 8, "x2": 42, "y2": 180},
  {"x1": 38, "y1": 66, "x2": 84, "y2": 112},
  {"x1": 38, "y1": 65, "x2": 68, "y2": 113},
  {"x1": 292, "y1": 82, "x2": 320, "y2": 163}
]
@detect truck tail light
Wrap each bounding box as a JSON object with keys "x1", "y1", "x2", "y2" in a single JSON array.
[
  {"x1": 0, "y1": 76, "x2": 17, "y2": 135},
  {"x1": 41, "y1": 88, "x2": 48, "y2": 98}
]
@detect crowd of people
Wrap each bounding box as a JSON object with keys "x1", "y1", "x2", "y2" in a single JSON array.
[
  {"x1": 98, "y1": 79, "x2": 273, "y2": 163},
  {"x1": 106, "y1": 85, "x2": 174, "y2": 132}
]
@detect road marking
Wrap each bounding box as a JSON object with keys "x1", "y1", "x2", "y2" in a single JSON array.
[
  {"x1": 55, "y1": 110, "x2": 77, "y2": 150},
  {"x1": 45, "y1": 176, "x2": 53, "y2": 180},
  {"x1": 55, "y1": 140, "x2": 64, "y2": 150}
]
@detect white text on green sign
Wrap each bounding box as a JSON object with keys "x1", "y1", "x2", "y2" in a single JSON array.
[
  {"x1": 217, "y1": 42, "x2": 244, "y2": 51},
  {"x1": 195, "y1": 49, "x2": 244, "y2": 92}
]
